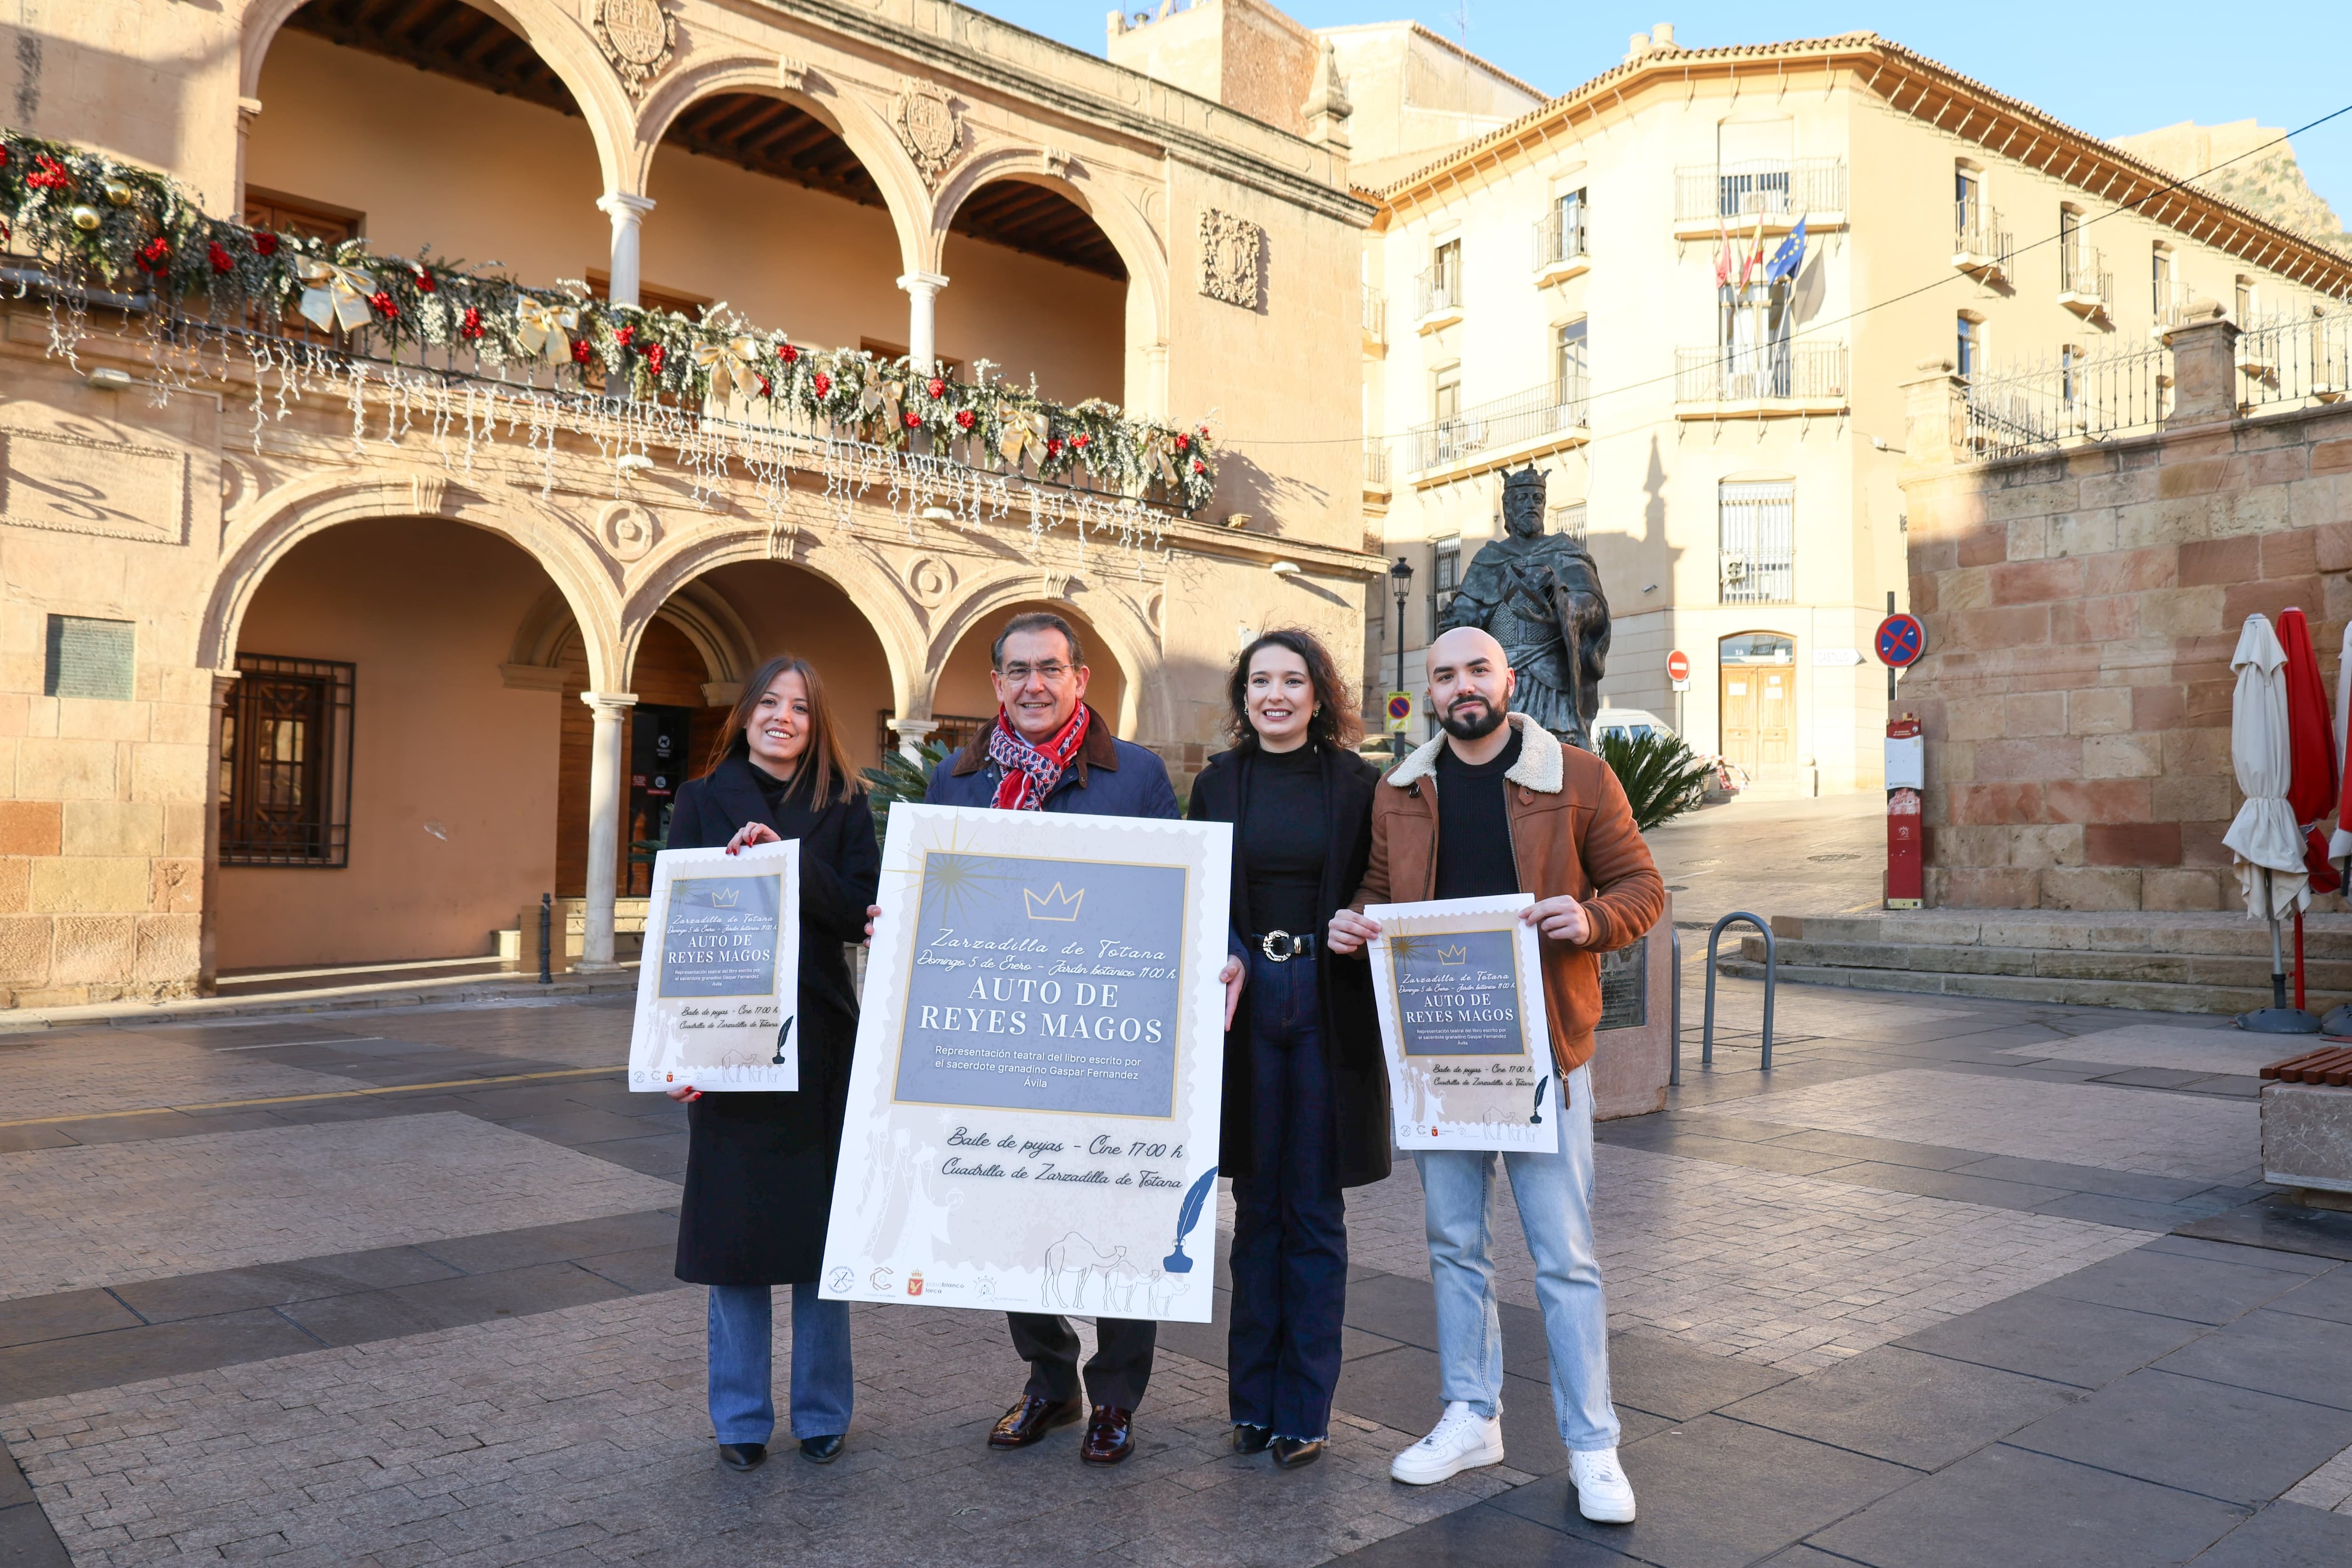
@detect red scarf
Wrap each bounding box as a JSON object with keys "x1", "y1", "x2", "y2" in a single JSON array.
[{"x1": 988, "y1": 702, "x2": 1090, "y2": 811}]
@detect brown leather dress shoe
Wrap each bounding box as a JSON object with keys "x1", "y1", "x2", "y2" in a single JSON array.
[
  {"x1": 988, "y1": 1395, "x2": 1080, "y2": 1449},
  {"x1": 1081, "y1": 1405, "x2": 1135, "y2": 1465}
]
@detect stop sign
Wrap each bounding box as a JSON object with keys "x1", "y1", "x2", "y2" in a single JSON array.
[{"x1": 1666, "y1": 650, "x2": 1691, "y2": 682}]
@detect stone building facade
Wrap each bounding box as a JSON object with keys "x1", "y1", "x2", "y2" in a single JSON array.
[
  {"x1": 0, "y1": 0, "x2": 1380, "y2": 1004},
  {"x1": 1896, "y1": 310, "x2": 2352, "y2": 910}
]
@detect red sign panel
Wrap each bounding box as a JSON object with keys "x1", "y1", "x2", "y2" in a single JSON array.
[{"x1": 1666, "y1": 650, "x2": 1691, "y2": 682}]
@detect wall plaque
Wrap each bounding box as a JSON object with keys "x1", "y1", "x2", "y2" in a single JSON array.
[
  {"x1": 1597, "y1": 935, "x2": 1648, "y2": 1031},
  {"x1": 896, "y1": 80, "x2": 964, "y2": 185},
  {"x1": 593, "y1": 0, "x2": 676, "y2": 99},
  {"x1": 0, "y1": 427, "x2": 188, "y2": 544},
  {"x1": 1199, "y1": 208, "x2": 1263, "y2": 309}
]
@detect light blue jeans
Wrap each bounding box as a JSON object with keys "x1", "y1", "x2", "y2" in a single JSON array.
[
  {"x1": 1412, "y1": 1063, "x2": 1618, "y2": 1452},
  {"x1": 707, "y1": 1284, "x2": 855, "y2": 1444}
]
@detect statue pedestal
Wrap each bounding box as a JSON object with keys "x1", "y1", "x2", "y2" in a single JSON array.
[{"x1": 1589, "y1": 894, "x2": 1675, "y2": 1122}]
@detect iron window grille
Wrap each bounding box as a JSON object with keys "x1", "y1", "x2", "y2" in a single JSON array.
[
  {"x1": 219, "y1": 654, "x2": 354, "y2": 867},
  {"x1": 1719, "y1": 481, "x2": 1795, "y2": 605}
]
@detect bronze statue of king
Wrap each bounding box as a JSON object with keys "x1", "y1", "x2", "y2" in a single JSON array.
[{"x1": 1437, "y1": 466, "x2": 1612, "y2": 748}]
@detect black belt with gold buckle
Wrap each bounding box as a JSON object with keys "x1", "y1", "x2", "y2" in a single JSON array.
[{"x1": 1255, "y1": 931, "x2": 1316, "y2": 962}]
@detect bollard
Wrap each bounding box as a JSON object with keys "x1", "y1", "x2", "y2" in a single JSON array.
[
  {"x1": 1701, "y1": 911, "x2": 1776, "y2": 1070},
  {"x1": 539, "y1": 892, "x2": 553, "y2": 985},
  {"x1": 1669, "y1": 925, "x2": 1683, "y2": 1087}
]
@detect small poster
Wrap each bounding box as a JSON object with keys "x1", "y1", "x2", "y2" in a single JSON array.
[
  {"x1": 821, "y1": 804, "x2": 1231, "y2": 1322},
  {"x1": 627, "y1": 840, "x2": 801, "y2": 1092},
  {"x1": 1367, "y1": 893, "x2": 1560, "y2": 1153}
]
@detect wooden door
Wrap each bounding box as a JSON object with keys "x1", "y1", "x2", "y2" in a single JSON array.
[
  {"x1": 1758, "y1": 666, "x2": 1793, "y2": 766},
  {"x1": 1720, "y1": 667, "x2": 1759, "y2": 776}
]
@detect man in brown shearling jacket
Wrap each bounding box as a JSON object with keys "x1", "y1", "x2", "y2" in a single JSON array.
[{"x1": 1327, "y1": 626, "x2": 1662, "y2": 1526}]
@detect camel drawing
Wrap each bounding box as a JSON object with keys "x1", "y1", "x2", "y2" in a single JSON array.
[{"x1": 1041, "y1": 1232, "x2": 1128, "y2": 1310}]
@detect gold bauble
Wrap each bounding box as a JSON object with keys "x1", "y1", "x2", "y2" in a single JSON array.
[
  {"x1": 69, "y1": 205, "x2": 103, "y2": 232},
  {"x1": 101, "y1": 178, "x2": 135, "y2": 207}
]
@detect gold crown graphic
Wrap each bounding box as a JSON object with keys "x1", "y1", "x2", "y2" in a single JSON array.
[
  {"x1": 709, "y1": 886, "x2": 740, "y2": 908},
  {"x1": 1434, "y1": 944, "x2": 1468, "y2": 965},
  {"x1": 1023, "y1": 883, "x2": 1085, "y2": 921}
]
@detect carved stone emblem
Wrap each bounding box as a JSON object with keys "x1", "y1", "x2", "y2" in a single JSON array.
[
  {"x1": 1199, "y1": 208, "x2": 1263, "y2": 309},
  {"x1": 593, "y1": 0, "x2": 675, "y2": 99},
  {"x1": 896, "y1": 80, "x2": 963, "y2": 185},
  {"x1": 599, "y1": 500, "x2": 656, "y2": 562}
]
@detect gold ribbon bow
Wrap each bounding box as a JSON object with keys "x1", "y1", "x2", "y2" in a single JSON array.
[
  {"x1": 295, "y1": 259, "x2": 377, "y2": 333},
  {"x1": 693, "y1": 336, "x2": 766, "y2": 398},
  {"x1": 515, "y1": 297, "x2": 580, "y2": 364},
  {"x1": 997, "y1": 406, "x2": 1050, "y2": 468}
]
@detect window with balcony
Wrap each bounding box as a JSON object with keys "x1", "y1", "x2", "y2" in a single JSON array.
[
  {"x1": 1433, "y1": 364, "x2": 1462, "y2": 425},
  {"x1": 2057, "y1": 207, "x2": 2110, "y2": 319},
  {"x1": 1535, "y1": 188, "x2": 1589, "y2": 274},
  {"x1": 2152, "y1": 244, "x2": 2186, "y2": 326},
  {"x1": 1430, "y1": 536, "x2": 1462, "y2": 631},
  {"x1": 1956, "y1": 313, "x2": 1979, "y2": 381},
  {"x1": 2236, "y1": 276, "x2": 2257, "y2": 324},
  {"x1": 1551, "y1": 502, "x2": 1588, "y2": 541},
  {"x1": 1718, "y1": 480, "x2": 1794, "y2": 605},
  {"x1": 1557, "y1": 319, "x2": 1589, "y2": 400},
  {"x1": 220, "y1": 654, "x2": 356, "y2": 868},
  {"x1": 1418, "y1": 238, "x2": 1463, "y2": 322},
  {"x1": 1952, "y1": 164, "x2": 2011, "y2": 281}
]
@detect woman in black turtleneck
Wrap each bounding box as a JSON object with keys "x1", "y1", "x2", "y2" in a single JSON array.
[{"x1": 1186, "y1": 629, "x2": 1388, "y2": 1470}]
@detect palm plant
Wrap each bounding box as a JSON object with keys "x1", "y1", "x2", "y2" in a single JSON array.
[
  {"x1": 1595, "y1": 729, "x2": 1713, "y2": 833},
  {"x1": 860, "y1": 740, "x2": 949, "y2": 844}
]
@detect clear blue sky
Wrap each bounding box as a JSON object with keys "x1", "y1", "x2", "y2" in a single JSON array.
[{"x1": 974, "y1": 1, "x2": 2352, "y2": 221}]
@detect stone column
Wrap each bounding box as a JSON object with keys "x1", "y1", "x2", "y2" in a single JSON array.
[
  {"x1": 597, "y1": 194, "x2": 657, "y2": 308},
  {"x1": 1899, "y1": 357, "x2": 1967, "y2": 471},
  {"x1": 199, "y1": 670, "x2": 240, "y2": 995},
  {"x1": 234, "y1": 98, "x2": 263, "y2": 214},
  {"x1": 1144, "y1": 341, "x2": 1171, "y2": 419},
  {"x1": 579, "y1": 692, "x2": 638, "y2": 971},
  {"x1": 897, "y1": 271, "x2": 948, "y2": 369},
  {"x1": 2162, "y1": 301, "x2": 2241, "y2": 424},
  {"x1": 890, "y1": 717, "x2": 939, "y2": 764}
]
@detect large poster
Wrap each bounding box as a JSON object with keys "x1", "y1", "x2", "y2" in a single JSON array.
[
  {"x1": 627, "y1": 840, "x2": 802, "y2": 1092},
  {"x1": 821, "y1": 804, "x2": 1232, "y2": 1322},
  {"x1": 1367, "y1": 893, "x2": 1560, "y2": 1153}
]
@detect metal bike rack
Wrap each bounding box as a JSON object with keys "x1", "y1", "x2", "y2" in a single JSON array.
[
  {"x1": 1701, "y1": 911, "x2": 1777, "y2": 1070},
  {"x1": 1669, "y1": 925, "x2": 1683, "y2": 1087}
]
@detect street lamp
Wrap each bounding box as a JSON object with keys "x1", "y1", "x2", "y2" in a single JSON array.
[{"x1": 1389, "y1": 554, "x2": 1414, "y2": 751}]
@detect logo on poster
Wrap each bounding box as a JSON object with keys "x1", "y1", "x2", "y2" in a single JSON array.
[
  {"x1": 907, "y1": 1271, "x2": 925, "y2": 1297},
  {"x1": 1023, "y1": 883, "x2": 1085, "y2": 921},
  {"x1": 868, "y1": 1266, "x2": 894, "y2": 1292}
]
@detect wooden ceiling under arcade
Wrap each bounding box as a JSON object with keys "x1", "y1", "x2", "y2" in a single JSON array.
[{"x1": 282, "y1": 0, "x2": 1128, "y2": 281}]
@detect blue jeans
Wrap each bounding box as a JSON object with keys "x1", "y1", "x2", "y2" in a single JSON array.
[
  {"x1": 1227, "y1": 949, "x2": 1349, "y2": 1441},
  {"x1": 1412, "y1": 1063, "x2": 1617, "y2": 1452},
  {"x1": 707, "y1": 1284, "x2": 854, "y2": 1443}
]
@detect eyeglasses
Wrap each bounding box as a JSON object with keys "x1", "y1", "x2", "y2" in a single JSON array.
[{"x1": 998, "y1": 661, "x2": 1074, "y2": 684}]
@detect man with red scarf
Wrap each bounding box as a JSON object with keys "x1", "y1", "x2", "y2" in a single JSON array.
[{"x1": 918, "y1": 611, "x2": 1243, "y2": 1465}]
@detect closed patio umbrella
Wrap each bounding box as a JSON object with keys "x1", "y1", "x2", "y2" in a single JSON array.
[
  {"x1": 2278, "y1": 609, "x2": 2337, "y2": 1011},
  {"x1": 2225, "y1": 613, "x2": 2320, "y2": 1032}
]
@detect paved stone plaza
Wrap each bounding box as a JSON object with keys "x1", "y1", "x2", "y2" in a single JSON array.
[{"x1": 4, "y1": 977, "x2": 2352, "y2": 1567}]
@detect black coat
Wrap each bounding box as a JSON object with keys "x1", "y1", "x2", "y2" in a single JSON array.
[
  {"x1": 667, "y1": 755, "x2": 881, "y2": 1286},
  {"x1": 1187, "y1": 743, "x2": 1391, "y2": 1190}
]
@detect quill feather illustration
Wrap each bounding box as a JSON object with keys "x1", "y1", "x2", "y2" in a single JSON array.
[
  {"x1": 770, "y1": 1017, "x2": 795, "y2": 1067},
  {"x1": 1531, "y1": 1075, "x2": 1550, "y2": 1124},
  {"x1": 1162, "y1": 1165, "x2": 1219, "y2": 1273}
]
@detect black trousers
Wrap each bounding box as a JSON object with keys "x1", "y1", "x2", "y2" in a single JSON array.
[{"x1": 1006, "y1": 1313, "x2": 1157, "y2": 1410}]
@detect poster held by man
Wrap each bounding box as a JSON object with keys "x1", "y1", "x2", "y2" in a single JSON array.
[
  {"x1": 1365, "y1": 893, "x2": 1559, "y2": 1153},
  {"x1": 628, "y1": 839, "x2": 803, "y2": 1091},
  {"x1": 821, "y1": 802, "x2": 1231, "y2": 1323}
]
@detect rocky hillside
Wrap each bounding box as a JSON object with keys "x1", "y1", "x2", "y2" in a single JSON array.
[{"x1": 2112, "y1": 119, "x2": 2351, "y2": 257}]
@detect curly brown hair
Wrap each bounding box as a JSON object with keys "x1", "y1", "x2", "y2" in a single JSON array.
[{"x1": 1224, "y1": 629, "x2": 1364, "y2": 751}]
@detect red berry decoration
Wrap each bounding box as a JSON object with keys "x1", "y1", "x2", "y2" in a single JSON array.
[
  {"x1": 1174, "y1": 432, "x2": 1190, "y2": 452},
  {"x1": 1192, "y1": 458, "x2": 1206, "y2": 473},
  {"x1": 27, "y1": 154, "x2": 72, "y2": 191},
  {"x1": 644, "y1": 343, "x2": 666, "y2": 376},
  {"x1": 812, "y1": 372, "x2": 831, "y2": 397},
  {"x1": 571, "y1": 339, "x2": 593, "y2": 366},
  {"x1": 756, "y1": 374, "x2": 773, "y2": 398},
  {"x1": 955, "y1": 409, "x2": 976, "y2": 430},
  {"x1": 1047, "y1": 437, "x2": 1063, "y2": 457},
  {"x1": 413, "y1": 267, "x2": 435, "y2": 294},
  {"x1": 1074, "y1": 434, "x2": 1090, "y2": 449},
  {"x1": 135, "y1": 237, "x2": 171, "y2": 272},
  {"x1": 926, "y1": 377, "x2": 946, "y2": 398},
  {"x1": 368, "y1": 290, "x2": 397, "y2": 318},
  {"x1": 779, "y1": 342, "x2": 799, "y2": 364},
  {"x1": 903, "y1": 410, "x2": 921, "y2": 429},
  {"x1": 460, "y1": 305, "x2": 484, "y2": 340},
  {"x1": 612, "y1": 325, "x2": 635, "y2": 348},
  {"x1": 253, "y1": 231, "x2": 278, "y2": 257},
  {"x1": 207, "y1": 242, "x2": 233, "y2": 273}
]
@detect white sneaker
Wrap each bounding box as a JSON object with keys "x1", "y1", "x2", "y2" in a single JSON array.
[
  {"x1": 1388, "y1": 1401, "x2": 1505, "y2": 1485},
  {"x1": 1569, "y1": 1446, "x2": 1637, "y2": 1523}
]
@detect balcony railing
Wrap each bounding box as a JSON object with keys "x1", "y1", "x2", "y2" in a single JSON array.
[
  {"x1": 1674, "y1": 159, "x2": 1847, "y2": 222},
  {"x1": 2154, "y1": 279, "x2": 2196, "y2": 328},
  {"x1": 1953, "y1": 200, "x2": 2012, "y2": 280},
  {"x1": 1532, "y1": 208, "x2": 1590, "y2": 272},
  {"x1": 2059, "y1": 246, "x2": 2113, "y2": 315},
  {"x1": 2239, "y1": 306, "x2": 2352, "y2": 409},
  {"x1": 1961, "y1": 342, "x2": 2171, "y2": 460},
  {"x1": 1416, "y1": 265, "x2": 1462, "y2": 322},
  {"x1": 1362, "y1": 292, "x2": 1386, "y2": 343},
  {"x1": 1363, "y1": 438, "x2": 1391, "y2": 488},
  {"x1": 1673, "y1": 342, "x2": 1847, "y2": 405},
  {"x1": 1406, "y1": 373, "x2": 1589, "y2": 473}
]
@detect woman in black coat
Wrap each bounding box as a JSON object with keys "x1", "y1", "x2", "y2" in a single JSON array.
[
  {"x1": 1186, "y1": 629, "x2": 1388, "y2": 1470},
  {"x1": 662, "y1": 654, "x2": 879, "y2": 1473}
]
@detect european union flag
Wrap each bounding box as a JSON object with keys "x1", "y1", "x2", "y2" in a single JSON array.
[{"x1": 1766, "y1": 218, "x2": 1808, "y2": 283}]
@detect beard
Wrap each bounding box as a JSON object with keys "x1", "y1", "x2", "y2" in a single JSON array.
[{"x1": 1438, "y1": 697, "x2": 1507, "y2": 741}]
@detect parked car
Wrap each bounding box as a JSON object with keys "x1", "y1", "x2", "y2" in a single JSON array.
[{"x1": 1592, "y1": 707, "x2": 1675, "y2": 744}]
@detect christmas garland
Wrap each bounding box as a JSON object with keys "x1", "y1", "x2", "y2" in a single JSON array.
[{"x1": 0, "y1": 128, "x2": 1217, "y2": 511}]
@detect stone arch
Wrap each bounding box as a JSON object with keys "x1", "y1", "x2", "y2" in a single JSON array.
[
  {"x1": 238, "y1": 0, "x2": 638, "y2": 198},
  {"x1": 923, "y1": 573, "x2": 1161, "y2": 740},
  {"x1": 614, "y1": 525, "x2": 927, "y2": 719},
  {"x1": 929, "y1": 156, "x2": 1169, "y2": 354},
  {"x1": 627, "y1": 60, "x2": 934, "y2": 276},
  {"x1": 204, "y1": 472, "x2": 624, "y2": 690}
]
